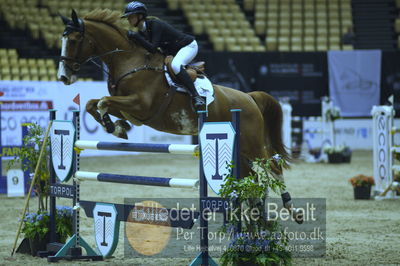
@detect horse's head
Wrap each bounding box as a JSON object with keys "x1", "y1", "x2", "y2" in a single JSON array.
[{"x1": 57, "y1": 10, "x2": 95, "y2": 85}]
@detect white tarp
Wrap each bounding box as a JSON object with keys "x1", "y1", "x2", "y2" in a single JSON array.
[
  {"x1": 328, "y1": 50, "x2": 381, "y2": 117},
  {"x1": 303, "y1": 118, "x2": 400, "y2": 150},
  {"x1": 0, "y1": 81, "x2": 191, "y2": 156}
]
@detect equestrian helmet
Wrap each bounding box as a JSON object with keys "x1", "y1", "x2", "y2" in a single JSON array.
[{"x1": 121, "y1": 1, "x2": 148, "y2": 18}]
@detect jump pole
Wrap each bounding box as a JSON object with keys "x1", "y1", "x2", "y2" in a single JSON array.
[
  {"x1": 75, "y1": 140, "x2": 199, "y2": 155},
  {"x1": 75, "y1": 171, "x2": 199, "y2": 189}
]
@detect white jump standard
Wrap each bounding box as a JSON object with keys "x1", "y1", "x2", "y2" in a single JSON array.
[{"x1": 371, "y1": 105, "x2": 400, "y2": 199}]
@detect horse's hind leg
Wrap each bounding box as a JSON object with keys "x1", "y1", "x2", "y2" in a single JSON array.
[
  {"x1": 265, "y1": 153, "x2": 304, "y2": 224},
  {"x1": 245, "y1": 152, "x2": 304, "y2": 224},
  {"x1": 269, "y1": 164, "x2": 304, "y2": 224}
]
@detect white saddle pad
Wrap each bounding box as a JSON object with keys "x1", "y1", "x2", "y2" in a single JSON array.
[{"x1": 164, "y1": 66, "x2": 215, "y2": 108}]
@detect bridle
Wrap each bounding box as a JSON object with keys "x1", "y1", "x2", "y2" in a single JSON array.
[
  {"x1": 60, "y1": 19, "x2": 125, "y2": 74},
  {"x1": 60, "y1": 18, "x2": 164, "y2": 83},
  {"x1": 60, "y1": 18, "x2": 88, "y2": 72}
]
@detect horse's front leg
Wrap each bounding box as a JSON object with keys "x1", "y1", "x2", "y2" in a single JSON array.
[
  {"x1": 86, "y1": 99, "x2": 103, "y2": 125},
  {"x1": 86, "y1": 98, "x2": 132, "y2": 139},
  {"x1": 97, "y1": 94, "x2": 143, "y2": 133}
]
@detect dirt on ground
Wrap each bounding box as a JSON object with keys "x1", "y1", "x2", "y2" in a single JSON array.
[{"x1": 1, "y1": 150, "x2": 399, "y2": 266}]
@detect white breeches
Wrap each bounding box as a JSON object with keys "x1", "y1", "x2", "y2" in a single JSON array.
[{"x1": 171, "y1": 40, "x2": 198, "y2": 74}]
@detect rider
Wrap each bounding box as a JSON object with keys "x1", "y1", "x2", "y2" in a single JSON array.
[{"x1": 121, "y1": 1, "x2": 206, "y2": 111}]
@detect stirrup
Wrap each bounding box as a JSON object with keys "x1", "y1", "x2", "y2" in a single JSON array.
[{"x1": 192, "y1": 96, "x2": 206, "y2": 111}]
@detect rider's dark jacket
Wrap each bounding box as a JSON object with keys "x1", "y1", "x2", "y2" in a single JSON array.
[{"x1": 127, "y1": 18, "x2": 194, "y2": 55}]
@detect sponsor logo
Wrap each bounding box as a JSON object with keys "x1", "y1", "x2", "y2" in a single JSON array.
[
  {"x1": 0, "y1": 100, "x2": 53, "y2": 111},
  {"x1": 199, "y1": 122, "x2": 235, "y2": 194}
]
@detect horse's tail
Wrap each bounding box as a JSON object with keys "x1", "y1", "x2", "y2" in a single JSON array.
[{"x1": 249, "y1": 91, "x2": 291, "y2": 169}]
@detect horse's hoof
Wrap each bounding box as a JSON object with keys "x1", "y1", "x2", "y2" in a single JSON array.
[
  {"x1": 292, "y1": 208, "x2": 304, "y2": 224},
  {"x1": 116, "y1": 131, "x2": 128, "y2": 139},
  {"x1": 115, "y1": 120, "x2": 131, "y2": 131}
]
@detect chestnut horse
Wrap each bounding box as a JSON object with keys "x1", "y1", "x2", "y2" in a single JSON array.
[{"x1": 57, "y1": 9, "x2": 302, "y2": 223}]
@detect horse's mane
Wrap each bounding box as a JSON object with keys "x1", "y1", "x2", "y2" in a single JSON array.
[
  {"x1": 83, "y1": 9, "x2": 161, "y2": 56},
  {"x1": 83, "y1": 9, "x2": 129, "y2": 38}
]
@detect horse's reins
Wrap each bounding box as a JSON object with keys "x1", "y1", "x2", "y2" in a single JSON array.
[
  {"x1": 61, "y1": 19, "x2": 164, "y2": 87},
  {"x1": 61, "y1": 48, "x2": 116, "y2": 72},
  {"x1": 73, "y1": 47, "x2": 172, "y2": 125},
  {"x1": 61, "y1": 18, "x2": 173, "y2": 125},
  {"x1": 113, "y1": 63, "x2": 164, "y2": 88},
  {"x1": 62, "y1": 42, "x2": 164, "y2": 88}
]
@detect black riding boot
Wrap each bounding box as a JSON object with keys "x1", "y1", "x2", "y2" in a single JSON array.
[{"x1": 175, "y1": 67, "x2": 205, "y2": 111}]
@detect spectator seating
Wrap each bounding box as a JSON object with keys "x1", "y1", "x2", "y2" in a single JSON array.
[
  {"x1": 1, "y1": 0, "x2": 357, "y2": 54},
  {"x1": 395, "y1": 0, "x2": 400, "y2": 49},
  {"x1": 245, "y1": 0, "x2": 354, "y2": 51},
  {"x1": 168, "y1": 0, "x2": 265, "y2": 52},
  {"x1": 0, "y1": 0, "x2": 368, "y2": 81},
  {"x1": 0, "y1": 48, "x2": 58, "y2": 81},
  {"x1": 0, "y1": 0, "x2": 125, "y2": 81},
  {"x1": 0, "y1": 48, "x2": 94, "y2": 81},
  {"x1": 0, "y1": 0, "x2": 127, "y2": 50}
]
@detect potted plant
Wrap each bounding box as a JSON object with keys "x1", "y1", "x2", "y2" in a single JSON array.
[
  {"x1": 219, "y1": 156, "x2": 292, "y2": 266},
  {"x1": 22, "y1": 210, "x2": 50, "y2": 256},
  {"x1": 349, "y1": 174, "x2": 375, "y2": 200},
  {"x1": 322, "y1": 98, "x2": 352, "y2": 164},
  {"x1": 324, "y1": 145, "x2": 352, "y2": 164},
  {"x1": 394, "y1": 147, "x2": 400, "y2": 162},
  {"x1": 21, "y1": 207, "x2": 73, "y2": 256},
  {"x1": 8, "y1": 123, "x2": 73, "y2": 255},
  {"x1": 324, "y1": 105, "x2": 341, "y2": 122},
  {"x1": 394, "y1": 171, "x2": 400, "y2": 196},
  {"x1": 8, "y1": 123, "x2": 50, "y2": 209}
]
